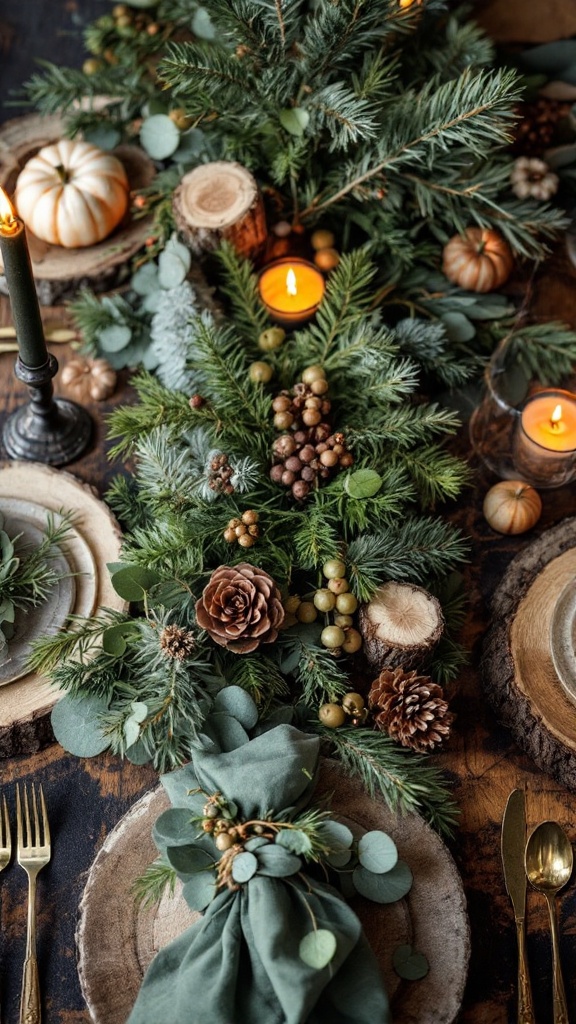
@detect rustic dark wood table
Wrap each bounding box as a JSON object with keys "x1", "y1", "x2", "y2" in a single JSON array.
[{"x1": 2, "y1": 3, "x2": 576, "y2": 1024}]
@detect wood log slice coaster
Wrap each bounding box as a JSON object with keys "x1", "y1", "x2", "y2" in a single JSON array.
[
  {"x1": 0, "y1": 461, "x2": 124, "y2": 756},
  {"x1": 482, "y1": 517, "x2": 576, "y2": 788},
  {"x1": 173, "y1": 160, "x2": 267, "y2": 261},
  {"x1": 0, "y1": 113, "x2": 156, "y2": 304},
  {"x1": 77, "y1": 759, "x2": 470, "y2": 1024}
]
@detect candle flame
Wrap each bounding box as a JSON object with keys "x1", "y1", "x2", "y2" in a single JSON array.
[
  {"x1": 0, "y1": 187, "x2": 16, "y2": 229},
  {"x1": 551, "y1": 404, "x2": 563, "y2": 429},
  {"x1": 286, "y1": 268, "x2": 297, "y2": 296}
]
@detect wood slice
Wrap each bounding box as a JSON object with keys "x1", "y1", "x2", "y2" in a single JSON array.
[
  {"x1": 77, "y1": 759, "x2": 469, "y2": 1024},
  {"x1": 0, "y1": 113, "x2": 156, "y2": 303},
  {"x1": 0, "y1": 461, "x2": 124, "y2": 756},
  {"x1": 173, "y1": 161, "x2": 267, "y2": 260},
  {"x1": 359, "y1": 581, "x2": 444, "y2": 672},
  {"x1": 482, "y1": 517, "x2": 576, "y2": 789}
]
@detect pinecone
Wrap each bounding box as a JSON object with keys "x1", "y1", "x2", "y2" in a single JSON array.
[
  {"x1": 195, "y1": 562, "x2": 285, "y2": 654},
  {"x1": 510, "y1": 157, "x2": 559, "y2": 201},
  {"x1": 512, "y1": 98, "x2": 573, "y2": 157},
  {"x1": 368, "y1": 667, "x2": 454, "y2": 752},
  {"x1": 159, "y1": 624, "x2": 196, "y2": 660}
]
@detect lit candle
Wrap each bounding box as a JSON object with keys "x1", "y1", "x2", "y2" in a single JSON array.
[
  {"x1": 258, "y1": 257, "x2": 325, "y2": 325},
  {"x1": 0, "y1": 187, "x2": 48, "y2": 368},
  {"x1": 513, "y1": 389, "x2": 576, "y2": 488}
]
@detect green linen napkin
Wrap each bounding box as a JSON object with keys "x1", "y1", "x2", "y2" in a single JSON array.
[{"x1": 127, "y1": 723, "x2": 390, "y2": 1024}]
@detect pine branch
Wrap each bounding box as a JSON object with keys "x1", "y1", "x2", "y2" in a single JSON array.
[
  {"x1": 107, "y1": 373, "x2": 197, "y2": 458},
  {"x1": 323, "y1": 726, "x2": 460, "y2": 837},
  {"x1": 215, "y1": 244, "x2": 269, "y2": 342},
  {"x1": 306, "y1": 83, "x2": 379, "y2": 150},
  {"x1": 132, "y1": 858, "x2": 177, "y2": 909}
]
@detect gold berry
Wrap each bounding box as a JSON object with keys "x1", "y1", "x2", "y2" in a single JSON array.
[
  {"x1": 321, "y1": 625, "x2": 346, "y2": 649},
  {"x1": 342, "y1": 692, "x2": 365, "y2": 714},
  {"x1": 313, "y1": 588, "x2": 336, "y2": 612},
  {"x1": 323, "y1": 558, "x2": 346, "y2": 579},
  {"x1": 318, "y1": 703, "x2": 346, "y2": 728},
  {"x1": 258, "y1": 327, "x2": 286, "y2": 351},
  {"x1": 342, "y1": 628, "x2": 363, "y2": 654},
  {"x1": 301, "y1": 365, "x2": 326, "y2": 385},
  {"x1": 249, "y1": 361, "x2": 273, "y2": 383},
  {"x1": 311, "y1": 229, "x2": 335, "y2": 251},
  {"x1": 297, "y1": 601, "x2": 318, "y2": 623},
  {"x1": 314, "y1": 247, "x2": 340, "y2": 271},
  {"x1": 215, "y1": 833, "x2": 234, "y2": 851}
]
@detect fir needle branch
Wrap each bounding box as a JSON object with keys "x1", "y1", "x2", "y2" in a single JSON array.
[
  {"x1": 299, "y1": 67, "x2": 521, "y2": 219},
  {"x1": 323, "y1": 726, "x2": 459, "y2": 837}
]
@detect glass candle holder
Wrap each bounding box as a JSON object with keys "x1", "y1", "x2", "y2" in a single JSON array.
[
  {"x1": 469, "y1": 338, "x2": 576, "y2": 489},
  {"x1": 258, "y1": 257, "x2": 325, "y2": 326}
]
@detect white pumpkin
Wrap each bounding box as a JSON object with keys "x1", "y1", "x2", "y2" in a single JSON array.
[{"x1": 15, "y1": 139, "x2": 129, "y2": 248}]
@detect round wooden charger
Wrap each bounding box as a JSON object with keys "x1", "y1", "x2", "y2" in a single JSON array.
[
  {"x1": 482, "y1": 517, "x2": 576, "y2": 788},
  {"x1": 77, "y1": 759, "x2": 470, "y2": 1024},
  {"x1": 0, "y1": 113, "x2": 155, "y2": 300},
  {"x1": 0, "y1": 461, "x2": 124, "y2": 756}
]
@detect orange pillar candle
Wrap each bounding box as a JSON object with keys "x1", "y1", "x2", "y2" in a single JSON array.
[
  {"x1": 513, "y1": 390, "x2": 576, "y2": 488},
  {"x1": 258, "y1": 258, "x2": 325, "y2": 325}
]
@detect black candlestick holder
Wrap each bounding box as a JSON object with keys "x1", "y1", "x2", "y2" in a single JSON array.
[{"x1": 3, "y1": 354, "x2": 92, "y2": 466}]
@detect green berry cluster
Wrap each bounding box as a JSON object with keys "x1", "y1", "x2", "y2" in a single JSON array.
[
  {"x1": 318, "y1": 691, "x2": 368, "y2": 729},
  {"x1": 283, "y1": 559, "x2": 362, "y2": 656}
]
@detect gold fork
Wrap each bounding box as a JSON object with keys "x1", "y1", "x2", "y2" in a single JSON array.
[
  {"x1": 16, "y1": 784, "x2": 51, "y2": 1024},
  {"x1": 0, "y1": 794, "x2": 11, "y2": 874}
]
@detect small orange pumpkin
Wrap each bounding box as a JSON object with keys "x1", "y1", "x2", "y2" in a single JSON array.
[
  {"x1": 442, "y1": 227, "x2": 514, "y2": 293},
  {"x1": 15, "y1": 139, "x2": 129, "y2": 249}
]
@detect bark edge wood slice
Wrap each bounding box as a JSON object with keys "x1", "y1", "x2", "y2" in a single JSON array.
[
  {"x1": 173, "y1": 160, "x2": 267, "y2": 260},
  {"x1": 482, "y1": 517, "x2": 576, "y2": 790},
  {"x1": 359, "y1": 581, "x2": 444, "y2": 673},
  {"x1": 0, "y1": 113, "x2": 156, "y2": 303}
]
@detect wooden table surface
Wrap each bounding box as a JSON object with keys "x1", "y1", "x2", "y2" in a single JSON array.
[{"x1": 2, "y1": 3, "x2": 576, "y2": 1023}]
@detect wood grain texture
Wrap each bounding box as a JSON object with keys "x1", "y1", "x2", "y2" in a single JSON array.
[{"x1": 77, "y1": 761, "x2": 469, "y2": 1024}]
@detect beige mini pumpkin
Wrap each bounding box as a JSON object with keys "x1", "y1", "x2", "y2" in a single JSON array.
[
  {"x1": 60, "y1": 356, "x2": 117, "y2": 402},
  {"x1": 483, "y1": 480, "x2": 542, "y2": 535},
  {"x1": 442, "y1": 227, "x2": 514, "y2": 293},
  {"x1": 15, "y1": 140, "x2": 129, "y2": 248}
]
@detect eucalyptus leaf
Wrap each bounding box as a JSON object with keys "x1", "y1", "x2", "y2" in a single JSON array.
[
  {"x1": 140, "y1": 115, "x2": 181, "y2": 161},
  {"x1": 182, "y1": 872, "x2": 217, "y2": 911},
  {"x1": 158, "y1": 251, "x2": 189, "y2": 289},
  {"x1": 344, "y1": 469, "x2": 383, "y2": 499},
  {"x1": 98, "y1": 324, "x2": 133, "y2": 353},
  {"x1": 84, "y1": 125, "x2": 121, "y2": 151},
  {"x1": 153, "y1": 808, "x2": 197, "y2": 849},
  {"x1": 131, "y1": 262, "x2": 160, "y2": 296},
  {"x1": 167, "y1": 843, "x2": 216, "y2": 876},
  {"x1": 278, "y1": 645, "x2": 302, "y2": 674},
  {"x1": 124, "y1": 717, "x2": 141, "y2": 749},
  {"x1": 102, "y1": 622, "x2": 138, "y2": 657},
  {"x1": 51, "y1": 693, "x2": 110, "y2": 757},
  {"x1": 110, "y1": 565, "x2": 161, "y2": 601},
  {"x1": 440, "y1": 311, "x2": 476, "y2": 343},
  {"x1": 0, "y1": 531, "x2": 14, "y2": 561},
  {"x1": 244, "y1": 837, "x2": 270, "y2": 852},
  {"x1": 165, "y1": 235, "x2": 193, "y2": 269},
  {"x1": 352, "y1": 860, "x2": 413, "y2": 903},
  {"x1": 231, "y1": 851, "x2": 258, "y2": 883},
  {"x1": 192, "y1": 6, "x2": 216, "y2": 39},
  {"x1": 0, "y1": 599, "x2": 15, "y2": 624},
  {"x1": 213, "y1": 686, "x2": 258, "y2": 729},
  {"x1": 358, "y1": 831, "x2": 398, "y2": 874},
  {"x1": 279, "y1": 107, "x2": 310, "y2": 137},
  {"x1": 299, "y1": 929, "x2": 337, "y2": 970},
  {"x1": 125, "y1": 737, "x2": 154, "y2": 765},
  {"x1": 276, "y1": 829, "x2": 312, "y2": 856},
  {"x1": 318, "y1": 820, "x2": 354, "y2": 867},
  {"x1": 256, "y1": 844, "x2": 301, "y2": 877},
  {"x1": 392, "y1": 943, "x2": 429, "y2": 981}
]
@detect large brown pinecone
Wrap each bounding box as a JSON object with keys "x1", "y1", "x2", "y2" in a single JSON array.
[
  {"x1": 512, "y1": 98, "x2": 573, "y2": 157},
  {"x1": 368, "y1": 667, "x2": 454, "y2": 752},
  {"x1": 195, "y1": 562, "x2": 285, "y2": 654}
]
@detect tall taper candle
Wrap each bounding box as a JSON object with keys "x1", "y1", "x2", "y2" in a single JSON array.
[{"x1": 0, "y1": 187, "x2": 48, "y2": 368}]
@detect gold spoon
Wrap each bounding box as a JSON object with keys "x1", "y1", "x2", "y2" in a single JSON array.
[{"x1": 525, "y1": 821, "x2": 573, "y2": 1024}]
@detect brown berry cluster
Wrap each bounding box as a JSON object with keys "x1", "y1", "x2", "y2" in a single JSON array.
[
  {"x1": 318, "y1": 691, "x2": 369, "y2": 730},
  {"x1": 270, "y1": 366, "x2": 353, "y2": 501},
  {"x1": 208, "y1": 453, "x2": 235, "y2": 496},
  {"x1": 282, "y1": 559, "x2": 362, "y2": 656},
  {"x1": 223, "y1": 510, "x2": 260, "y2": 548},
  {"x1": 200, "y1": 793, "x2": 275, "y2": 892}
]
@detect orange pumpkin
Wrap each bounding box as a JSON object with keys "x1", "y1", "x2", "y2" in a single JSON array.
[
  {"x1": 15, "y1": 140, "x2": 129, "y2": 249},
  {"x1": 442, "y1": 227, "x2": 514, "y2": 293}
]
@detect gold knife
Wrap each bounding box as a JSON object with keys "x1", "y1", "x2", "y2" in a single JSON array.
[{"x1": 501, "y1": 788, "x2": 535, "y2": 1024}]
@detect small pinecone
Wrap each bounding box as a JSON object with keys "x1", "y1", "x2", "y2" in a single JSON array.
[
  {"x1": 270, "y1": 425, "x2": 354, "y2": 500},
  {"x1": 159, "y1": 624, "x2": 196, "y2": 660},
  {"x1": 368, "y1": 667, "x2": 454, "y2": 753},
  {"x1": 512, "y1": 98, "x2": 573, "y2": 157},
  {"x1": 208, "y1": 453, "x2": 235, "y2": 495},
  {"x1": 510, "y1": 156, "x2": 559, "y2": 201}
]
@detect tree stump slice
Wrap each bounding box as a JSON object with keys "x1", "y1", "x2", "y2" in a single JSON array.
[
  {"x1": 0, "y1": 114, "x2": 156, "y2": 304},
  {"x1": 173, "y1": 160, "x2": 267, "y2": 260},
  {"x1": 359, "y1": 581, "x2": 445, "y2": 673},
  {"x1": 77, "y1": 759, "x2": 469, "y2": 1024},
  {"x1": 482, "y1": 517, "x2": 576, "y2": 789},
  {"x1": 0, "y1": 461, "x2": 124, "y2": 756}
]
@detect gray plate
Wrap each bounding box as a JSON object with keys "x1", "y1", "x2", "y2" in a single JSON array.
[
  {"x1": 550, "y1": 577, "x2": 576, "y2": 706},
  {"x1": 0, "y1": 499, "x2": 78, "y2": 686}
]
